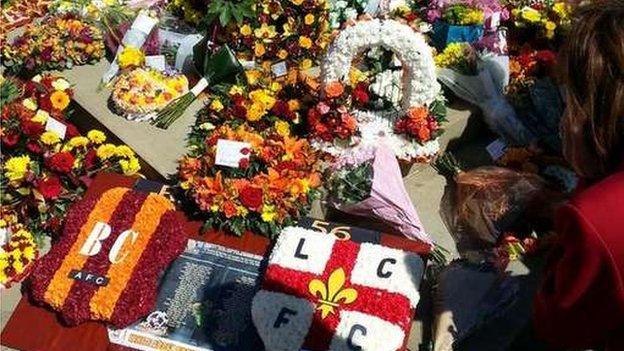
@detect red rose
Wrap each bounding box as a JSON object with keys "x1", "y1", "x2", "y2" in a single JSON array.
[
  {"x1": 239, "y1": 158, "x2": 250, "y2": 169},
  {"x1": 239, "y1": 186, "x2": 263, "y2": 211},
  {"x1": 36, "y1": 176, "x2": 62, "y2": 199},
  {"x1": 353, "y1": 83, "x2": 370, "y2": 105},
  {"x1": 47, "y1": 152, "x2": 75, "y2": 174},
  {"x1": 2, "y1": 133, "x2": 19, "y2": 148}
]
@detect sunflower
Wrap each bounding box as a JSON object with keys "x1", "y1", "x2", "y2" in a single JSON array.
[{"x1": 50, "y1": 90, "x2": 70, "y2": 110}]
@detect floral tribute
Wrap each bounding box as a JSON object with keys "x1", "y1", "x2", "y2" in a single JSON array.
[
  {"x1": 252, "y1": 227, "x2": 424, "y2": 351},
  {"x1": 223, "y1": 0, "x2": 331, "y2": 69},
  {"x1": 0, "y1": 210, "x2": 39, "y2": 288},
  {"x1": 1, "y1": 74, "x2": 142, "y2": 240},
  {"x1": 2, "y1": 15, "x2": 105, "y2": 75},
  {"x1": 313, "y1": 19, "x2": 445, "y2": 162},
  {"x1": 178, "y1": 123, "x2": 321, "y2": 238},
  {"x1": 29, "y1": 187, "x2": 188, "y2": 328},
  {"x1": 111, "y1": 68, "x2": 189, "y2": 122},
  {"x1": 506, "y1": 1, "x2": 572, "y2": 40}
]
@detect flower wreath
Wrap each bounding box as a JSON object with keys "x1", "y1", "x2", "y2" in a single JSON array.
[
  {"x1": 178, "y1": 123, "x2": 322, "y2": 238},
  {"x1": 252, "y1": 227, "x2": 425, "y2": 350},
  {"x1": 29, "y1": 187, "x2": 188, "y2": 327},
  {"x1": 311, "y1": 19, "x2": 446, "y2": 162},
  {"x1": 0, "y1": 211, "x2": 38, "y2": 289}
]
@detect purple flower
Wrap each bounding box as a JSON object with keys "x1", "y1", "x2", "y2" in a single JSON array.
[
  {"x1": 427, "y1": 9, "x2": 442, "y2": 22},
  {"x1": 80, "y1": 28, "x2": 94, "y2": 44},
  {"x1": 40, "y1": 47, "x2": 53, "y2": 61}
]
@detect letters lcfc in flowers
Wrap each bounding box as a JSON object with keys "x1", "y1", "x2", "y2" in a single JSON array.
[{"x1": 79, "y1": 221, "x2": 139, "y2": 264}]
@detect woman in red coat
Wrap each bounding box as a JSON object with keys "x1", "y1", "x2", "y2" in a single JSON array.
[{"x1": 533, "y1": 2, "x2": 624, "y2": 350}]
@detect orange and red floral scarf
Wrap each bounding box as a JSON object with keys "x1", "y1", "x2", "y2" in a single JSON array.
[{"x1": 29, "y1": 187, "x2": 188, "y2": 328}]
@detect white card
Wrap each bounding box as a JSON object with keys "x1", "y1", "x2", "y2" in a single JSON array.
[
  {"x1": 215, "y1": 139, "x2": 251, "y2": 168},
  {"x1": 130, "y1": 12, "x2": 158, "y2": 35},
  {"x1": 271, "y1": 61, "x2": 288, "y2": 77},
  {"x1": 45, "y1": 117, "x2": 67, "y2": 140},
  {"x1": 486, "y1": 138, "x2": 507, "y2": 160},
  {"x1": 145, "y1": 55, "x2": 166, "y2": 71}
]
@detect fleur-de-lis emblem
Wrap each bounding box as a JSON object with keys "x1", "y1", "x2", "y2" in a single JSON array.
[{"x1": 308, "y1": 268, "x2": 358, "y2": 319}]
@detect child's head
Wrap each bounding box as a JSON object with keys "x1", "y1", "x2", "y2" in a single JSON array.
[{"x1": 560, "y1": 0, "x2": 624, "y2": 180}]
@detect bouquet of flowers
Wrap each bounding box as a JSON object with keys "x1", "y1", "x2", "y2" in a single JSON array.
[
  {"x1": 2, "y1": 15, "x2": 105, "y2": 75},
  {"x1": 326, "y1": 145, "x2": 432, "y2": 246},
  {"x1": 506, "y1": 1, "x2": 572, "y2": 41},
  {"x1": 110, "y1": 67, "x2": 189, "y2": 121},
  {"x1": 0, "y1": 210, "x2": 38, "y2": 289},
  {"x1": 178, "y1": 122, "x2": 322, "y2": 238},
  {"x1": 429, "y1": 2, "x2": 486, "y2": 49}
]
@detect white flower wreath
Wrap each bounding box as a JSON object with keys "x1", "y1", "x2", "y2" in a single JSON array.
[{"x1": 316, "y1": 19, "x2": 444, "y2": 162}]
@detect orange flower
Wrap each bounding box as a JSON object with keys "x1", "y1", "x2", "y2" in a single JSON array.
[
  {"x1": 417, "y1": 125, "x2": 431, "y2": 141},
  {"x1": 50, "y1": 91, "x2": 70, "y2": 110},
  {"x1": 406, "y1": 106, "x2": 429, "y2": 122},
  {"x1": 324, "y1": 81, "x2": 344, "y2": 98},
  {"x1": 223, "y1": 201, "x2": 238, "y2": 218}
]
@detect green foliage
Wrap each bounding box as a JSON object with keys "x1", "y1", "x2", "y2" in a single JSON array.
[
  {"x1": 327, "y1": 162, "x2": 374, "y2": 206},
  {"x1": 205, "y1": 0, "x2": 254, "y2": 27}
]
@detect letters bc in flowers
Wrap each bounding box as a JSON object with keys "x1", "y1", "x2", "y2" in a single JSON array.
[
  {"x1": 28, "y1": 188, "x2": 188, "y2": 328},
  {"x1": 252, "y1": 227, "x2": 425, "y2": 351}
]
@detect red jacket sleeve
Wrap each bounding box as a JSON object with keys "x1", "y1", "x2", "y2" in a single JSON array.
[{"x1": 533, "y1": 204, "x2": 624, "y2": 349}]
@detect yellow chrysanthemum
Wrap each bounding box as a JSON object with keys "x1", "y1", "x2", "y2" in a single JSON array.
[
  {"x1": 300, "y1": 58, "x2": 313, "y2": 70},
  {"x1": 520, "y1": 7, "x2": 542, "y2": 23},
  {"x1": 304, "y1": 14, "x2": 315, "y2": 25},
  {"x1": 277, "y1": 49, "x2": 289, "y2": 60},
  {"x1": 290, "y1": 0, "x2": 304, "y2": 5},
  {"x1": 87, "y1": 130, "x2": 106, "y2": 144},
  {"x1": 229, "y1": 85, "x2": 244, "y2": 96},
  {"x1": 115, "y1": 145, "x2": 135, "y2": 158},
  {"x1": 261, "y1": 204, "x2": 277, "y2": 222},
  {"x1": 96, "y1": 143, "x2": 117, "y2": 160},
  {"x1": 274, "y1": 120, "x2": 290, "y2": 137},
  {"x1": 4, "y1": 155, "x2": 31, "y2": 182},
  {"x1": 210, "y1": 99, "x2": 224, "y2": 112},
  {"x1": 254, "y1": 23, "x2": 277, "y2": 39},
  {"x1": 254, "y1": 42, "x2": 266, "y2": 57},
  {"x1": 246, "y1": 102, "x2": 267, "y2": 121},
  {"x1": 118, "y1": 45, "x2": 145, "y2": 69},
  {"x1": 40, "y1": 131, "x2": 61, "y2": 145},
  {"x1": 69, "y1": 136, "x2": 89, "y2": 148},
  {"x1": 245, "y1": 70, "x2": 262, "y2": 85},
  {"x1": 249, "y1": 89, "x2": 276, "y2": 109},
  {"x1": 240, "y1": 24, "x2": 252, "y2": 36},
  {"x1": 119, "y1": 157, "x2": 140, "y2": 175}
]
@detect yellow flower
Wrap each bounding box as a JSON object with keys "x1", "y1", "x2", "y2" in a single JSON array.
[
  {"x1": 246, "y1": 102, "x2": 267, "y2": 121},
  {"x1": 4, "y1": 155, "x2": 31, "y2": 182},
  {"x1": 115, "y1": 145, "x2": 135, "y2": 158},
  {"x1": 300, "y1": 58, "x2": 313, "y2": 70},
  {"x1": 119, "y1": 157, "x2": 140, "y2": 175},
  {"x1": 22, "y1": 98, "x2": 37, "y2": 111},
  {"x1": 277, "y1": 49, "x2": 289, "y2": 60},
  {"x1": 249, "y1": 89, "x2": 276, "y2": 109},
  {"x1": 349, "y1": 68, "x2": 367, "y2": 86},
  {"x1": 290, "y1": 0, "x2": 304, "y2": 5},
  {"x1": 254, "y1": 42, "x2": 266, "y2": 57},
  {"x1": 304, "y1": 14, "x2": 315, "y2": 25},
  {"x1": 240, "y1": 24, "x2": 253, "y2": 36},
  {"x1": 50, "y1": 90, "x2": 70, "y2": 110},
  {"x1": 275, "y1": 120, "x2": 290, "y2": 137},
  {"x1": 553, "y1": 2, "x2": 570, "y2": 19},
  {"x1": 118, "y1": 45, "x2": 145, "y2": 69},
  {"x1": 40, "y1": 131, "x2": 61, "y2": 145},
  {"x1": 32, "y1": 109, "x2": 50, "y2": 124},
  {"x1": 51, "y1": 78, "x2": 71, "y2": 91},
  {"x1": 261, "y1": 204, "x2": 277, "y2": 222},
  {"x1": 180, "y1": 181, "x2": 191, "y2": 190},
  {"x1": 287, "y1": 99, "x2": 300, "y2": 111},
  {"x1": 299, "y1": 36, "x2": 313, "y2": 49},
  {"x1": 96, "y1": 143, "x2": 117, "y2": 160},
  {"x1": 544, "y1": 20, "x2": 556, "y2": 31},
  {"x1": 87, "y1": 130, "x2": 106, "y2": 144},
  {"x1": 229, "y1": 85, "x2": 244, "y2": 96},
  {"x1": 236, "y1": 205, "x2": 249, "y2": 217},
  {"x1": 520, "y1": 7, "x2": 543, "y2": 23},
  {"x1": 254, "y1": 23, "x2": 277, "y2": 39},
  {"x1": 245, "y1": 70, "x2": 262, "y2": 85},
  {"x1": 459, "y1": 9, "x2": 484, "y2": 25},
  {"x1": 69, "y1": 136, "x2": 89, "y2": 148},
  {"x1": 270, "y1": 81, "x2": 282, "y2": 92},
  {"x1": 210, "y1": 99, "x2": 224, "y2": 112}
]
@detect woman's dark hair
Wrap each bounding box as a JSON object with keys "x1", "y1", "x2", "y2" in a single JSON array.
[{"x1": 560, "y1": 0, "x2": 624, "y2": 180}]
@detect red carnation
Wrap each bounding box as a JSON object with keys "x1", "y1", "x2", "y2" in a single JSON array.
[
  {"x1": 36, "y1": 176, "x2": 63, "y2": 199},
  {"x1": 2, "y1": 133, "x2": 19, "y2": 148},
  {"x1": 47, "y1": 152, "x2": 75, "y2": 174},
  {"x1": 39, "y1": 94, "x2": 54, "y2": 113},
  {"x1": 239, "y1": 157, "x2": 250, "y2": 169},
  {"x1": 239, "y1": 186, "x2": 263, "y2": 211},
  {"x1": 21, "y1": 119, "x2": 45, "y2": 137},
  {"x1": 84, "y1": 149, "x2": 97, "y2": 170},
  {"x1": 353, "y1": 83, "x2": 370, "y2": 105},
  {"x1": 26, "y1": 140, "x2": 43, "y2": 154}
]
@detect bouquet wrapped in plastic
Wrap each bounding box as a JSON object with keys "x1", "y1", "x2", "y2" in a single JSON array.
[
  {"x1": 434, "y1": 154, "x2": 548, "y2": 250},
  {"x1": 326, "y1": 145, "x2": 433, "y2": 247},
  {"x1": 436, "y1": 51, "x2": 535, "y2": 146}
]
